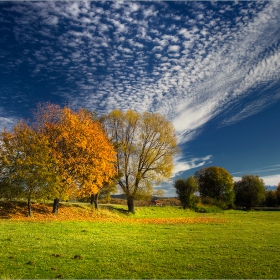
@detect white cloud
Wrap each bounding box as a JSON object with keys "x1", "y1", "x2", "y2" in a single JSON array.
[
  {"x1": 262, "y1": 175, "x2": 280, "y2": 186},
  {"x1": 2, "y1": 1, "x2": 280, "y2": 153},
  {"x1": 128, "y1": 3, "x2": 140, "y2": 12},
  {"x1": 66, "y1": 2, "x2": 81, "y2": 17},
  {"x1": 173, "y1": 155, "x2": 212, "y2": 177},
  {"x1": 167, "y1": 45, "x2": 180, "y2": 52},
  {"x1": 143, "y1": 6, "x2": 158, "y2": 18},
  {"x1": 172, "y1": 101, "x2": 216, "y2": 139},
  {"x1": 43, "y1": 15, "x2": 59, "y2": 25},
  {"x1": 110, "y1": 19, "x2": 127, "y2": 33}
]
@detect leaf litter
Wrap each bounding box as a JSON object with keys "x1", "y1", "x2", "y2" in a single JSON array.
[{"x1": 0, "y1": 201, "x2": 227, "y2": 224}]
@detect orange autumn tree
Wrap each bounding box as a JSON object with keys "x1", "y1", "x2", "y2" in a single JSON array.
[{"x1": 34, "y1": 104, "x2": 116, "y2": 211}]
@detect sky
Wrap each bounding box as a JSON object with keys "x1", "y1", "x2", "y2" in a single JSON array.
[{"x1": 0, "y1": 1, "x2": 280, "y2": 196}]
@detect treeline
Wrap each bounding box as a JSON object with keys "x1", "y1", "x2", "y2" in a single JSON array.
[
  {"x1": 2, "y1": 103, "x2": 278, "y2": 215},
  {"x1": 0, "y1": 103, "x2": 179, "y2": 215},
  {"x1": 174, "y1": 166, "x2": 280, "y2": 210}
]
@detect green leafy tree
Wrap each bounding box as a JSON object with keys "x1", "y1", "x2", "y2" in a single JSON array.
[
  {"x1": 195, "y1": 166, "x2": 234, "y2": 208},
  {"x1": 234, "y1": 175, "x2": 266, "y2": 209},
  {"x1": 174, "y1": 176, "x2": 198, "y2": 209},
  {"x1": 102, "y1": 110, "x2": 179, "y2": 213},
  {"x1": 0, "y1": 121, "x2": 59, "y2": 216}
]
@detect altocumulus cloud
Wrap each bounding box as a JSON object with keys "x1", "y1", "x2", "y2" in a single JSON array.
[{"x1": 0, "y1": 1, "x2": 280, "y2": 179}]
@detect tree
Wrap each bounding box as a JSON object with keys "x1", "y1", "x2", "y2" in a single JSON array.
[
  {"x1": 34, "y1": 104, "x2": 116, "y2": 211},
  {"x1": 153, "y1": 189, "x2": 165, "y2": 198},
  {"x1": 98, "y1": 181, "x2": 118, "y2": 204},
  {"x1": 0, "y1": 121, "x2": 59, "y2": 216},
  {"x1": 234, "y1": 175, "x2": 266, "y2": 209},
  {"x1": 194, "y1": 166, "x2": 234, "y2": 208},
  {"x1": 0, "y1": 138, "x2": 22, "y2": 200},
  {"x1": 276, "y1": 183, "x2": 280, "y2": 205},
  {"x1": 102, "y1": 110, "x2": 179, "y2": 213},
  {"x1": 265, "y1": 190, "x2": 278, "y2": 207},
  {"x1": 174, "y1": 176, "x2": 198, "y2": 209}
]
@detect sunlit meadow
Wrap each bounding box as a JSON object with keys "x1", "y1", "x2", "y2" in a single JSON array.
[{"x1": 0, "y1": 202, "x2": 280, "y2": 279}]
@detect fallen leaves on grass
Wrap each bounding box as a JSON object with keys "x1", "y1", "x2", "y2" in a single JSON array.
[
  {"x1": 0, "y1": 201, "x2": 228, "y2": 224},
  {"x1": 0, "y1": 201, "x2": 120, "y2": 222},
  {"x1": 126, "y1": 217, "x2": 228, "y2": 225}
]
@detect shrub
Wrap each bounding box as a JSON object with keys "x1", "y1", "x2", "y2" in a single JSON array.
[
  {"x1": 193, "y1": 204, "x2": 224, "y2": 213},
  {"x1": 201, "y1": 196, "x2": 229, "y2": 210}
]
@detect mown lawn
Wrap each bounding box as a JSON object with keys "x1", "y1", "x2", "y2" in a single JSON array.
[{"x1": 0, "y1": 204, "x2": 280, "y2": 279}]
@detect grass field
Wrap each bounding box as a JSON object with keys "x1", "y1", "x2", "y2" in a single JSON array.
[{"x1": 0, "y1": 203, "x2": 280, "y2": 279}]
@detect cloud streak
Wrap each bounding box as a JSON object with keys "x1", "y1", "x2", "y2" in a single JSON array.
[
  {"x1": 234, "y1": 175, "x2": 280, "y2": 187},
  {"x1": 232, "y1": 165, "x2": 280, "y2": 176},
  {"x1": 233, "y1": 164, "x2": 280, "y2": 186},
  {"x1": 172, "y1": 155, "x2": 212, "y2": 177}
]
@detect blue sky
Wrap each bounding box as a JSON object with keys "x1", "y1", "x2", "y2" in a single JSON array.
[{"x1": 0, "y1": 1, "x2": 280, "y2": 196}]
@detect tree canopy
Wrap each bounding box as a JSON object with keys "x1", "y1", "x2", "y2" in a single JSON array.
[
  {"x1": 194, "y1": 166, "x2": 234, "y2": 208},
  {"x1": 174, "y1": 176, "x2": 198, "y2": 209},
  {"x1": 34, "y1": 104, "x2": 117, "y2": 211},
  {"x1": 234, "y1": 175, "x2": 266, "y2": 209},
  {"x1": 102, "y1": 109, "x2": 179, "y2": 213},
  {"x1": 0, "y1": 121, "x2": 59, "y2": 216}
]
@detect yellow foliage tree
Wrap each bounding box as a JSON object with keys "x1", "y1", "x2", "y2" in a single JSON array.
[
  {"x1": 0, "y1": 121, "x2": 59, "y2": 216},
  {"x1": 102, "y1": 110, "x2": 179, "y2": 213},
  {"x1": 34, "y1": 104, "x2": 116, "y2": 211}
]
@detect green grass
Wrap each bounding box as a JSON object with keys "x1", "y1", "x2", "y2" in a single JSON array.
[{"x1": 0, "y1": 206, "x2": 280, "y2": 279}]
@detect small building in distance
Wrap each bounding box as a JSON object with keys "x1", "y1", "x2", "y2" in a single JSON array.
[{"x1": 149, "y1": 199, "x2": 164, "y2": 206}]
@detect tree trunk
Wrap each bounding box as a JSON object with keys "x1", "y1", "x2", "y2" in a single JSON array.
[
  {"x1": 52, "y1": 198, "x2": 60, "y2": 213},
  {"x1": 90, "y1": 193, "x2": 99, "y2": 210},
  {"x1": 27, "y1": 198, "x2": 32, "y2": 217},
  {"x1": 106, "y1": 193, "x2": 110, "y2": 204},
  {"x1": 127, "y1": 196, "x2": 135, "y2": 214}
]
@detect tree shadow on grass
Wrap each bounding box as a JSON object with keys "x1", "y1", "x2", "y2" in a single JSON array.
[{"x1": 101, "y1": 205, "x2": 129, "y2": 215}]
